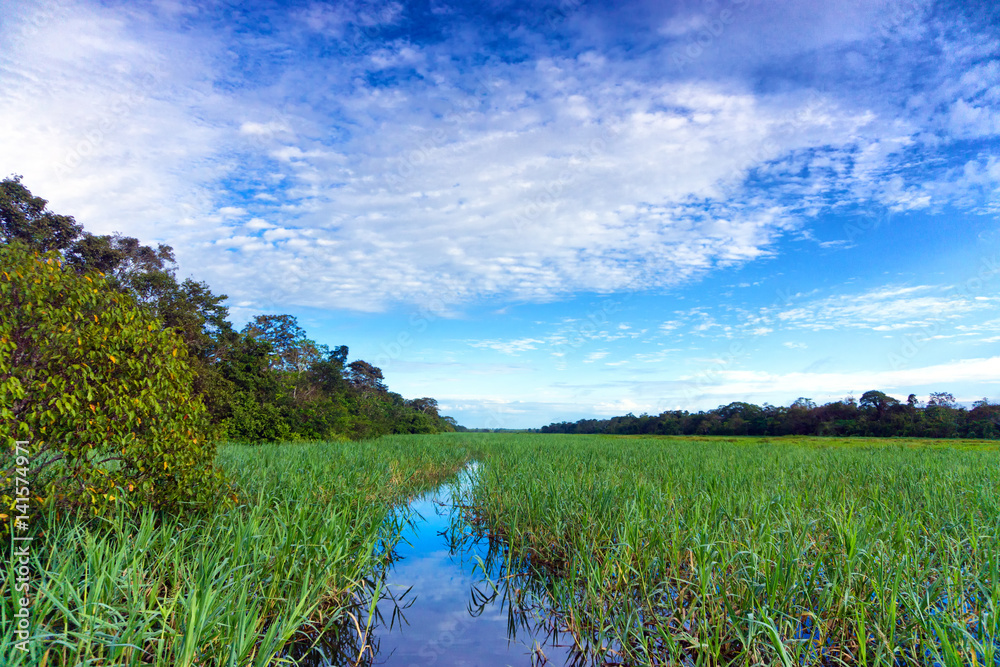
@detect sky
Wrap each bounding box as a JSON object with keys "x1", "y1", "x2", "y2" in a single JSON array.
[{"x1": 1, "y1": 0, "x2": 999, "y2": 428}]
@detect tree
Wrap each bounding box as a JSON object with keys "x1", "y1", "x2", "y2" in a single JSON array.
[
  {"x1": 407, "y1": 397, "x2": 440, "y2": 417},
  {"x1": 347, "y1": 360, "x2": 387, "y2": 396},
  {"x1": 0, "y1": 175, "x2": 82, "y2": 252},
  {"x1": 927, "y1": 392, "x2": 956, "y2": 408},
  {"x1": 242, "y1": 314, "x2": 307, "y2": 369},
  {"x1": 308, "y1": 346, "x2": 350, "y2": 396},
  {"x1": 0, "y1": 243, "x2": 221, "y2": 517},
  {"x1": 329, "y1": 345, "x2": 349, "y2": 365},
  {"x1": 2, "y1": 179, "x2": 238, "y2": 424},
  {"x1": 66, "y1": 232, "x2": 176, "y2": 301},
  {"x1": 67, "y1": 230, "x2": 238, "y2": 426},
  {"x1": 242, "y1": 314, "x2": 326, "y2": 372},
  {"x1": 0, "y1": 179, "x2": 461, "y2": 447},
  {"x1": 215, "y1": 333, "x2": 290, "y2": 443},
  {"x1": 859, "y1": 390, "x2": 899, "y2": 420}
]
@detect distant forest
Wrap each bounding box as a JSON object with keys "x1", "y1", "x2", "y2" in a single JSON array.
[
  {"x1": 0, "y1": 176, "x2": 459, "y2": 443},
  {"x1": 541, "y1": 392, "x2": 1000, "y2": 439}
]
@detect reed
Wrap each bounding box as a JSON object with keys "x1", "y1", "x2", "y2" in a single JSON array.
[
  {"x1": 0, "y1": 435, "x2": 474, "y2": 666},
  {"x1": 4, "y1": 433, "x2": 996, "y2": 666},
  {"x1": 457, "y1": 435, "x2": 1000, "y2": 666}
]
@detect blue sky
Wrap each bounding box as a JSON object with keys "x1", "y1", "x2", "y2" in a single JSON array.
[{"x1": 1, "y1": 0, "x2": 998, "y2": 427}]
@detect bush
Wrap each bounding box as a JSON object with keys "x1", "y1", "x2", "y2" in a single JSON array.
[{"x1": 0, "y1": 243, "x2": 222, "y2": 520}]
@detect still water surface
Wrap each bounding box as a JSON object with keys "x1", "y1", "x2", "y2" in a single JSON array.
[{"x1": 362, "y1": 476, "x2": 581, "y2": 666}]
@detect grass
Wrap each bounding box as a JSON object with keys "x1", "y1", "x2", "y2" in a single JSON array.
[
  {"x1": 0, "y1": 435, "x2": 475, "y2": 666},
  {"x1": 455, "y1": 434, "x2": 1000, "y2": 665},
  {"x1": 3, "y1": 433, "x2": 997, "y2": 666}
]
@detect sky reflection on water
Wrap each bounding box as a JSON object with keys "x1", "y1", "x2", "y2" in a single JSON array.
[{"x1": 363, "y1": 477, "x2": 581, "y2": 667}]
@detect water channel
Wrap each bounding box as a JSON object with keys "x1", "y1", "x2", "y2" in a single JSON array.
[{"x1": 294, "y1": 467, "x2": 589, "y2": 666}]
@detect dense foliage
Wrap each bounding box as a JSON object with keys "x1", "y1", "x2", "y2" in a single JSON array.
[
  {"x1": 0, "y1": 176, "x2": 459, "y2": 446},
  {"x1": 541, "y1": 390, "x2": 1000, "y2": 438},
  {"x1": 0, "y1": 242, "x2": 220, "y2": 516}
]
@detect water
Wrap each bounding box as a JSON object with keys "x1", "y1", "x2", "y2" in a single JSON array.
[{"x1": 358, "y1": 474, "x2": 583, "y2": 666}]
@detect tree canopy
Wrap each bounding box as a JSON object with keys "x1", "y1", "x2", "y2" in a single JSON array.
[{"x1": 0, "y1": 242, "x2": 221, "y2": 516}]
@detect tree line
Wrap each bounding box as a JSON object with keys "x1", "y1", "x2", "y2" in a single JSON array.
[
  {"x1": 0, "y1": 176, "x2": 459, "y2": 447},
  {"x1": 541, "y1": 391, "x2": 1000, "y2": 439}
]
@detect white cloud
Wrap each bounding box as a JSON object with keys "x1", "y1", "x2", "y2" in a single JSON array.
[
  {"x1": 0, "y1": 0, "x2": 997, "y2": 315},
  {"x1": 466, "y1": 338, "x2": 545, "y2": 355},
  {"x1": 682, "y1": 356, "x2": 1000, "y2": 398},
  {"x1": 775, "y1": 285, "x2": 988, "y2": 331},
  {"x1": 818, "y1": 239, "x2": 855, "y2": 249},
  {"x1": 0, "y1": 0, "x2": 234, "y2": 245},
  {"x1": 239, "y1": 121, "x2": 291, "y2": 137}
]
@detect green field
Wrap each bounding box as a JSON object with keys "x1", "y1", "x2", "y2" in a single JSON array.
[{"x1": 3, "y1": 434, "x2": 999, "y2": 665}]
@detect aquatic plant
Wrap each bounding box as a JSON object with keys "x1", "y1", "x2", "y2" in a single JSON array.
[
  {"x1": 458, "y1": 435, "x2": 1000, "y2": 666},
  {"x1": 0, "y1": 436, "x2": 473, "y2": 666}
]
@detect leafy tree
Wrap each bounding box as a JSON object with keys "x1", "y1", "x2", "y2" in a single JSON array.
[
  {"x1": 242, "y1": 314, "x2": 310, "y2": 371},
  {"x1": 407, "y1": 397, "x2": 440, "y2": 417},
  {"x1": 1, "y1": 179, "x2": 239, "y2": 431},
  {"x1": 859, "y1": 390, "x2": 899, "y2": 420},
  {"x1": 0, "y1": 243, "x2": 221, "y2": 518},
  {"x1": 541, "y1": 390, "x2": 997, "y2": 440},
  {"x1": 791, "y1": 397, "x2": 817, "y2": 410},
  {"x1": 347, "y1": 360, "x2": 387, "y2": 396},
  {"x1": 308, "y1": 346, "x2": 350, "y2": 395},
  {"x1": 216, "y1": 334, "x2": 290, "y2": 443},
  {"x1": 0, "y1": 180, "x2": 461, "y2": 446},
  {"x1": 69, "y1": 232, "x2": 239, "y2": 427},
  {"x1": 66, "y1": 232, "x2": 176, "y2": 301},
  {"x1": 66, "y1": 232, "x2": 235, "y2": 363},
  {"x1": 0, "y1": 176, "x2": 82, "y2": 252},
  {"x1": 927, "y1": 391, "x2": 956, "y2": 408},
  {"x1": 329, "y1": 344, "x2": 349, "y2": 365}
]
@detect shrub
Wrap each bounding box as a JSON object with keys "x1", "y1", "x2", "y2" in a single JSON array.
[{"x1": 0, "y1": 242, "x2": 222, "y2": 521}]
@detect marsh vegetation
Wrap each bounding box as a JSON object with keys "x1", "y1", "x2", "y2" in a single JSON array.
[{"x1": 3, "y1": 433, "x2": 998, "y2": 665}]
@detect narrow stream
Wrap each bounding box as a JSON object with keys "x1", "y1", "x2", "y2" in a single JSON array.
[{"x1": 360, "y1": 470, "x2": 582, "y2": 666}]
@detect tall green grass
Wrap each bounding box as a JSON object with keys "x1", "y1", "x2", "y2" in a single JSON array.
[
  {"x1": 0, "y1": 435, "x2": 474, "y2": 666},
  {"x1": 457, "y1": 435, "x2": 1000, "y2": 666},
  {"x1": 5, "y1": 433, "x2": 997, "y2": 666}
]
